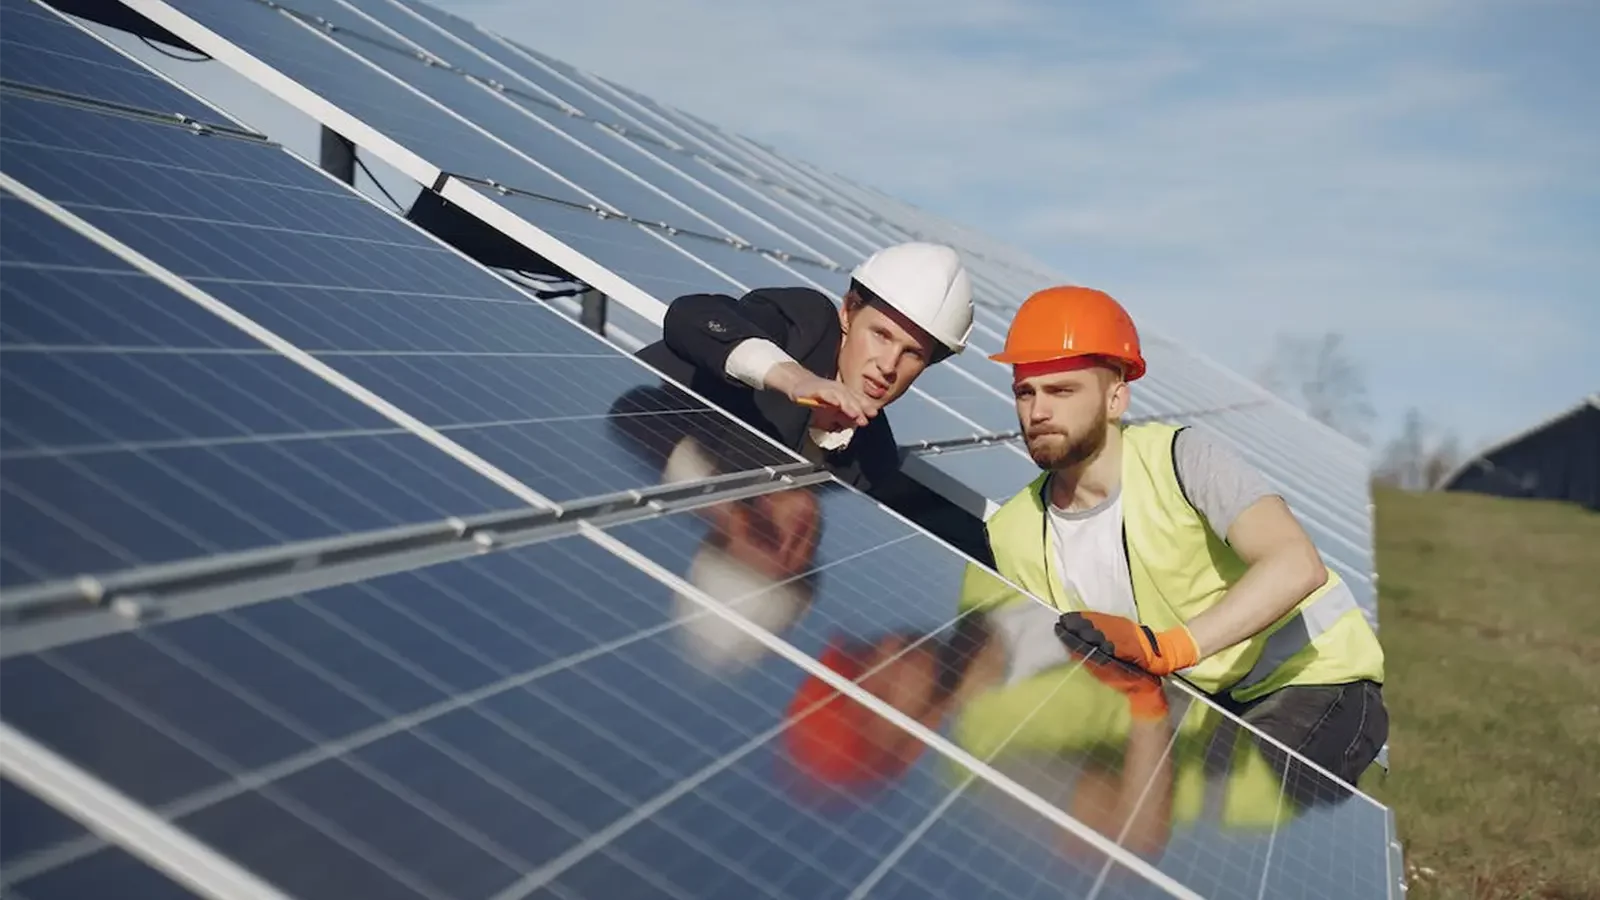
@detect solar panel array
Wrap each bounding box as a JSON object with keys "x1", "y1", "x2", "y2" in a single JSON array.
[{"x1": 0, "y1": 0, "x2": 1400, "y2": 898}]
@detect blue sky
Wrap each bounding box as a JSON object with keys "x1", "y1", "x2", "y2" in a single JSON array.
[
  {"x1": 103, "y1": 0, "x2": 1598, "y2": 457},
  {"x1": 440, "y1": 0, "x2": 1599, "y2": 455}
]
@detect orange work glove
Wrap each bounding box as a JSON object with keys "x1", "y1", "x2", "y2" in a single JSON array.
[
  {"x1": 1055, "y1": 611, "x2": 1199, "y2": 677},
  {"x1": 1053, "y1": 619, "x2": 1169, "y2": 721}
]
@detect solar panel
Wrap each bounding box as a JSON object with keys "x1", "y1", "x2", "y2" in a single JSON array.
[
  {"x1": 1, "y1": 13, "x2": 808, "y2": 521},
  {"x1": 2, "y1": 1, "x2": 1401, "y2": 897},
  {"x1": 0, "y1": 174, "x2": 527, "y2": 589},
  {"x1": 0, "y1": 0, "x2": 215, "y2": 124},
  {"x1": 330, "y1": 0, "x2": 848, "y2": 271},
  {"x1": 0, "y1": 526, "x2": 1186, "y2": 900},
  {"x1": 141, "y1": 0, "x2": 818, "y2": 289}
]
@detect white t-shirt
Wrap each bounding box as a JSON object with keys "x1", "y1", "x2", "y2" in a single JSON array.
[{"x1": 1048, "y1": 489, "x2": 1139, "y2": 618}]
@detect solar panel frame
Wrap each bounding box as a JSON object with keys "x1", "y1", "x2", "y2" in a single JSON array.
[{"x1": 0, "y1": 727, "x2": 288, "y2": 900}]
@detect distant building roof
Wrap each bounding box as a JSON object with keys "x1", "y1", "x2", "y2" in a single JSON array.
[{"x1": 1437, "y1": 393, "x2": 1600, "y2": 510}]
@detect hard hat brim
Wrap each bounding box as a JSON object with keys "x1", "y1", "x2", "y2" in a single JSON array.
[{"x1": 989, "y1": 348, "x2": 1146, "y2": 381}]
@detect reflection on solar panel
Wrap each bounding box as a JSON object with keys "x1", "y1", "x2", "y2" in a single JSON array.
[{"x1": 0, "y1": 0, "x2": 1401, "y2": 897}]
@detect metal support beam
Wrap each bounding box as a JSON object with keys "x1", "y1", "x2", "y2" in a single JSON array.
[
  {"x1": 0, "y1": 462, "x2": 830, "y2": 658},
  {"x1": 318, "y1": 125, "x2": 355, "y2": 185},
  {"x1": 579, "y1": 288, "x2": 607, "y2": 335}
]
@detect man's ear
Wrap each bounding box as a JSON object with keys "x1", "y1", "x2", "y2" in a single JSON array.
[
  {"x1": 838, "y1": 291, "x2": 855, "y2": 334},
  {"x1": 1107, "y1": 378, "x2": 1131, "y2": 418}
]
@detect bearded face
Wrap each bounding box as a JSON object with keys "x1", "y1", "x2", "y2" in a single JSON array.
[
  {"x1": 1012, "y1": 363, "x2": 1123, "y2": 472},
  {"x1": 1025, "y1": 401, "x2": 1110, "y2": 470}
]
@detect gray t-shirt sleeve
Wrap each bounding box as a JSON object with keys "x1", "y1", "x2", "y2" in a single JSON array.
[{"x1": 1173, "y1": 426, "x2": 1279, "y2": 538}]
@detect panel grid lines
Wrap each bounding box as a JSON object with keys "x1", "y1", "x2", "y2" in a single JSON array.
[
  {"x1": 0, "y1": 172, "x2": 561, "y2": 522},
  {"x1": 36, "y1": 649, "x2": 459, "y2": 900},
  {"x1": 562, "y1": 527, "x2": 1074, "y2": 896},
  {"x1": 269, "y1": 0, "x2": 844, "y2": 270},
  {"x1": 582, "y1": 524, "x2": 1207, "y2": 900},
  {"x1": 9, "y1": 340, "x2": 478, "y2": 519},
  {"x1": 844, "y1": 665, "x2": 1082, "y2": 900},
  {"x1": 0, "y1": 608, "x2": 691, "y2": 888},
  {"x1": 6, "y1": 518, "x2": 1030, "y2": 890}
]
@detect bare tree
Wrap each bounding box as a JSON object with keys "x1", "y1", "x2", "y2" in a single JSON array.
[
  {"x1": 1374, "y1": 406, "x2": 1462, "y2": 490},
  {"x1": 1374, "y1": 408, "x2": 1428, "y2": 488},
  {"x1": 1422, "y1": 432, "x2": 1462, "y2": 489},
  {"x1": 1258, "y1": 332, "x2": 1376, "y2": 444}
]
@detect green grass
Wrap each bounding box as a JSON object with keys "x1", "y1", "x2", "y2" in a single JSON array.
[{"x1": 1362, "y1": 487, "x2": 1600, "y2": 899}]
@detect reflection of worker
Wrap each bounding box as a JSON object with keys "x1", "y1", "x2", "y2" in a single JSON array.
[
  {"x1": 978, "y1": 285, "x2": 1388, "y2": 787},
  {"x1": 782, "y1": 573, "x2": 1306, "y2": 864},
  {"x1": 667, "y1": 438, "x2": 822, "y2": 670},
  {"x1": 952, "y1": 595, "x2": 1304, "y2": 868},
  {"x1": 632, "y1": 242, "x2": 994, "y2": 566},
  {"x1": 609, "y1": 393, "x2": 822, "y2": 672}
]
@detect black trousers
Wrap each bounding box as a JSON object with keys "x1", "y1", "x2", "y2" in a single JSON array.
[{"x1": 1214, "y1": 679, "x2": 1389, "y2": 808}]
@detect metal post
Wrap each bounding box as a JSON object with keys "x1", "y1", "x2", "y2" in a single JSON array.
[
  {"x1": 580, "y1": 288, "x2": 607, "y2": 335},
  {"x1": 318, "y1": 126, "x2": 356, "y2": 185}
]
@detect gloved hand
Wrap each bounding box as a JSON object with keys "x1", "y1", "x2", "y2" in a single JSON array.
[
  {"x1": 1057, "y1": 632, "x2": 1170, "y2": 721},
  {"x1": 1055, "y1": 611, "x2": 1199, "y2": 677}
]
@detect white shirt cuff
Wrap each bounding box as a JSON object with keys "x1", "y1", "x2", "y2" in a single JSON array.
[
  {"x1": 724, "y1": 338, "x2": 794, "y2": 390},
  {"x1": 809, "y1": 426, "x2": 855, "y2": 451}
]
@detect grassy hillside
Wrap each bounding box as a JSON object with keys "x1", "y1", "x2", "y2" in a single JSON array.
[{"x1": 1363, "y1": 487, "x2": 1600, "y2": 899}]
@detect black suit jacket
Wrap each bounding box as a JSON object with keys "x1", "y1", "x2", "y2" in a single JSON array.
[
  {"x1": 635, "y1": 286, "x2": 903, "y2": 491},
  {"x1": 631, "y1": 286, "x2": 996, "y2": 569}
]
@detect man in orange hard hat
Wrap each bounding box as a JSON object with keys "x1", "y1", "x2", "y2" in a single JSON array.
[{"x1": 976, "y1": 285, "x2": 1389, "y2": 788}]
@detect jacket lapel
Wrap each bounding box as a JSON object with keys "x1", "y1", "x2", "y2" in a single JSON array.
[{"x1": 753, "y1": 388, "x2": 811, "y2": 451}]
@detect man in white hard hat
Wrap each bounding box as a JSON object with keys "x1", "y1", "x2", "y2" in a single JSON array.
[{"x1": 632, "y1": 241, "x2": 992, "y2": 563}]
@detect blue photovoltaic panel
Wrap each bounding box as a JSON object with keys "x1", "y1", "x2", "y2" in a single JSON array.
[
  {"x1": 0, "y1": 52, "x2": 796, "y2": 510},
  {"x1": 322, "y1": 0, "x2": 849, "y2": 270},
  {"x1": 913, "y1": 445, "x2": 1042, "y2": 505},
  {"x1": 0, "y1": 526, "x2": 1167, "y2": 900},
  {"x1": 0, "y1": 192, "x2": 520, "y2": 589},
  {"x1": 0, "y1": 778, "x2": 204, "y2": 899},
  {"x1": 150, "y1": 0, "x2": 818, "y2": 290},
  {"x1": 907, "y1": 361, "x2": 1024, "y2": 434},
  {"x1": 0, "y1": 0, "x2": 225, "y2": 126},
  {"x1": 0, "y1": 483, "x2": 1394, "y2": 898},
  {"x1": 141, "y1": 0, "x2": 1014, "y2": 447}
]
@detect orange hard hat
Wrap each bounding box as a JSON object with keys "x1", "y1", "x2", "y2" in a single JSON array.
[
  {"x1": 989, "y1": 285, "x2": 1146, "y2": 381},
  {"x1": 783, "y1": 642, "x2": 919, "y2": 785}
]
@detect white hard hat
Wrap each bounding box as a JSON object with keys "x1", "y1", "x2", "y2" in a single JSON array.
[{"x1": 849, "y1": 241, "x2": 974, "y2": 355}]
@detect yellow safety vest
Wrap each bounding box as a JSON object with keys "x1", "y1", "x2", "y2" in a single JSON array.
[{"x1": 980, "y1": 421, "x2": 1384, "y2": 703}]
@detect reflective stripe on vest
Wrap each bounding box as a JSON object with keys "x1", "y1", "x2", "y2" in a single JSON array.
[{"x1": 1228, "y1": 583, "x2": 1361, "y2": 693}]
